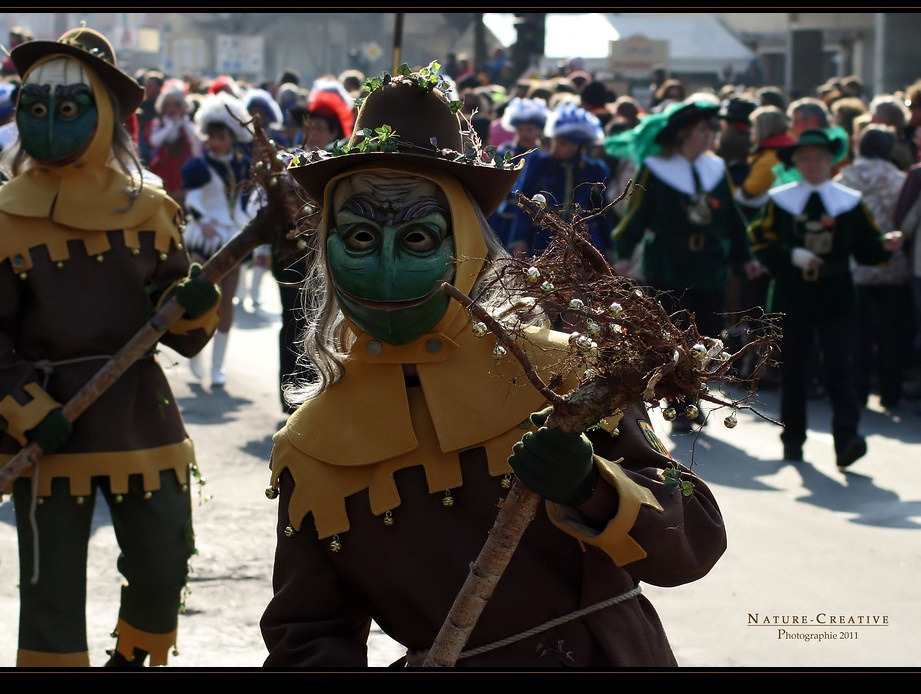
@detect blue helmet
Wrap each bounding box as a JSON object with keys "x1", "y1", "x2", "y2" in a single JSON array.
[
  {"x1": 0, "y1": 81, "x2": 18, "y2": 120},
  {"x1": 546, "y1": 102, "x2": 604, "y2": 145}
]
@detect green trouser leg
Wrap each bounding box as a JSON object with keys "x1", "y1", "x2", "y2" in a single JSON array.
[
  {"x1": 103, "y1": 469, "x2": 195, "y2": 636},
  {"x1": 13, "y1": 476, "x2": 96, "y2": 659},
  {"x1": 13, "y1": 469, "x2": 195, "y2": 666},
  {"x1": 101, "y1": 471, "x2": 194, "y2": 633}
]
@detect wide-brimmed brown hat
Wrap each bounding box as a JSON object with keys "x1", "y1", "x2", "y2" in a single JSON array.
[
  {"x1": 287, "y1": 74, "x2": 523, "y2": 216},
  {"x1": 11, "y1": 26, "x2": 144, "y2": 117}
]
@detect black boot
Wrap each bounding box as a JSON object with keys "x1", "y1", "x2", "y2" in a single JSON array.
[{"x1": 104, "y1": 647, "x2": 148, "y2": 667}]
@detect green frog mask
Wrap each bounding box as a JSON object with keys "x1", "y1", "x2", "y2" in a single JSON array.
[{"x1": 328, "y1": 172, "x2": 454, "y2": 345}]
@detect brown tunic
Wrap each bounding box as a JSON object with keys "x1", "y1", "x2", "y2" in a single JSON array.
[{"x1": 0, "y1": 188, "x2": 217, "y2": 495}]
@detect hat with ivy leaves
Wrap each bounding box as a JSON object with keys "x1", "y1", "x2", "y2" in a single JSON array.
[
  {"x1": 11, "y1": 25, "x2": 144, "y2": 117},
  {"x1": 286, "y1": 63, "x2": 523, "y2": 216}
]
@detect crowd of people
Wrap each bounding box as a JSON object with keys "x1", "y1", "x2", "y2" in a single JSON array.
[
  {"x1": 0, "y1": 22, "x2": 919, "y2": 669},
  {"x1": 444, "y1": 59, "x2": 921, "y2": 465},
  {"x1": 8, "y1": 37, "x2": 916, "y2": 428}
]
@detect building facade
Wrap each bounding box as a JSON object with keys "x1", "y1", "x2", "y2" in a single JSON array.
[{"x1": 2, "y1": 12, "x2": 919, "y2": 100}]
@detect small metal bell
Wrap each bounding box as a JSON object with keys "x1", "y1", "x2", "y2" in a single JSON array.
[
  {"x1": 442, "y1": 490, "x2": 455, "y2": 507},
  {"x1": 724, "y1": 411, "x2": 739, "y2": 429},
  {"x1": 492, "y1": 345, "x2": 507, "y2": 359},
  {"x1": 329, "y1": 535, "x2": 342, "y2": 552},
  {"x1": 501, "y1": 474, "x2": 512, "y2": 489},
  {"x1": 663, "y1": 407, "x2": 678, "y2": 421},
  {"x1": 265, "y1": 487, "x2": 279, "y2": 500},
  {"x1": 383, "y1": 511, "x2": 394, "y2": 526},
  {"x1": 684, "y1": 404, "x2": 700, "y2": 420},
  {"x1": 607, "y1": 302, "x2": 624, "y2": 318},
  {"x1": 524, "y1": 266, "x2": 541, "y2": 284},
  {"x1": 284, "y1": 525, "x2": 295, "y2": 537},
  {"x1": 472, "y1": 321, "x2": 489, "y2": 338}
]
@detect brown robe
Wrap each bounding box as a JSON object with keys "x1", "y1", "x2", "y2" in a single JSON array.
[{"x1": 261, "y1": 320, "x2": 727, "y2": 668}]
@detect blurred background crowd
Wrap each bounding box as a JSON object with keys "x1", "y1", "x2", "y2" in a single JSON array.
[{"x1": 2, "y1": 11, "x2": 920, "y2": 426}]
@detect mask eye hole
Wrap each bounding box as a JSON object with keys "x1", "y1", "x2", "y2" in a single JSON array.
[
  {"x1": 341, "y1": 225, "x2": 378, "y2": 252},
  {"x1": 28, "y1": 102, "x2": 49, "y2": 119},
  {"x1": 401, "y1": 227, "x2": 441, "y2": 254},
  {"x1": 58, "y1": 100, "x2": 80, "y2": 119}
]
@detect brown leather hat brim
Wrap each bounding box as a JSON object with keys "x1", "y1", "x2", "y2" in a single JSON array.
[{"x1": 288, "y1": 151, "x2": 523, "y2": 218}]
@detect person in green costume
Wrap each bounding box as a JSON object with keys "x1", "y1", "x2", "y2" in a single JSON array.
[{"x1": 607, "y1": 96, "x2": 764, "y2": 433}]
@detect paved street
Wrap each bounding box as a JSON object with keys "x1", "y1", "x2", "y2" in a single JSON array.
[{"x1": 2, "y1": 269, "x2": 920, "y2": 670}]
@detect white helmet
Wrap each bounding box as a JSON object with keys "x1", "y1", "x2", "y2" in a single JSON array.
[
  {"x1": 545, "y1": 102, "x2": 604, "y2": 145},
  {"x1": 501, "y1": 96, "x2": 550, "y2": 130},
  {"x1": 194, "y1": 90, "x2": 253, "y2": 143}
]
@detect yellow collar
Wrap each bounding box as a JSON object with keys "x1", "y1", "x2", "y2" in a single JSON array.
[
  {"x1": 0, "y1": 52, "x2": 160, "y2": 231},
  {"x1": 282, "y1": 321, "x2": 568, "y2": 465}
]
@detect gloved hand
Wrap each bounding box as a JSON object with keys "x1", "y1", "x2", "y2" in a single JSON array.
[
  {"x1": 791, "y1": 247, "x2": 821, "y2": 271},
  {"x1": 174, "y1": 263, "x2": 220, "y2": 318},
  {"x1": 26, "y1": 408, "x2": 72, "y2": 454},
  {"x1": 508, "y1": 406, "x2": 598, "y2": 506}
]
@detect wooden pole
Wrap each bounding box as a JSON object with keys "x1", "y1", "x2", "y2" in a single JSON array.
[{"x1": 393, "y1": 13, "x2": 404, "y2": 73}]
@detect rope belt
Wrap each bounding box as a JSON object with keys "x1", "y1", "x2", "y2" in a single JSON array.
[
  {"x1": 32, "y1": 354, "x2": 116, "y2": 389},
  {"x1": 405, "y1": 584, "x2": 644, "y2": 666}
]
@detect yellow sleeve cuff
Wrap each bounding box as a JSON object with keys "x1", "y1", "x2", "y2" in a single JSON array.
[
  {"x1": 155, "y1": 278, "x2": 221, "y2": 336},
  {"x1": 547, "y1": 455, "x2": 664, "y2": 566},
  {"x1": 0, "y1": 382, "x2": 62, "y2": 446}
]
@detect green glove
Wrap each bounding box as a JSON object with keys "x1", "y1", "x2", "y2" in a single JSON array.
[
  {"x1": 174, "y1": 263, "x2": 219, "y2": 318},
  {"x1": 26, "y1": 408, "x2": 72, "y2": 454},
  {"x1": 508, "y1": 406, "x2": 598, "y2": 506}
]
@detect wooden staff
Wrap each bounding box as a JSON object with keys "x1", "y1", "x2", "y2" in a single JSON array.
[{"x1": 420, "y1": 192, "x2": 780, "y2": 667}]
